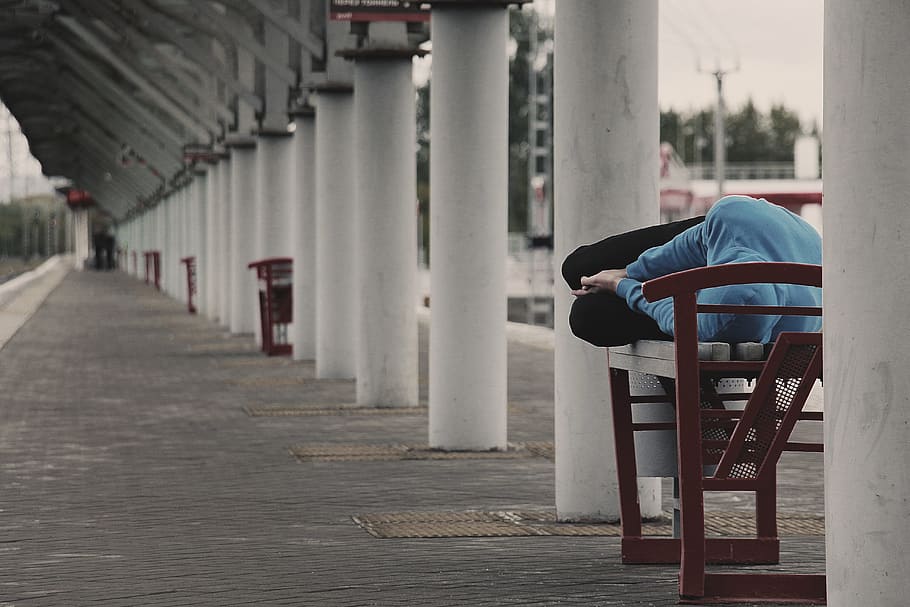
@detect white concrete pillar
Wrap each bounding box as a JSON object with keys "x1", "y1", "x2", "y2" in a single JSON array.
[
  {"x1": 824, "y1": 3, "x2": 910, "y2": 604},
  {"x1": 140, "y1": 216, "x2": 146, "y2": 276},
  {"x1": 218, "y1": 155, "x2": 233, "y2": 328},
  {"x1": 162, "y1": 195, "x2": 174, "y2": 295},
  {"x1": 177, "y1": 186, "x2": 189, "y2": 301},
  {"x1": 228, "y1": 144, "x2": 258, "y2": 334},
  {"x1": 291, "y1": 112, "x2": 317, "y2": 361},
  {"x1": 132, "y1": 220, "x2": 139, "y2": 274},
  {"x1": 352, "y1": 57, "x2": 418, "y2": 407},
  {"x1": 429, "y1": 5, "x2": 508, "y2": 449},
  {"x1": 154, "y1": 204, "x2": 162, "y2": 279},
  {"x1": 64, "y1": 207, "x2": 73, "y2": 255},
  {"x1": 204, "y1": 163, "x2": 219, "y2": 319},
  {"x1": 253, "y1": 133, "x2": 294, "y2": 344},
  {"x1": 179, "y1": 183, "x2": 191, "y2": 303},
  {"x1": 314, "y1": 91, "x2": 357, "y2": 378},
  {"x1": 552, "y1": 0, "x2": 661, "y2": 521},
  {"x1": 193, "y1": 170, "x2": 208, "y2": 313},
  {"x1": 132, "y1": 218, "x2": 140, "y2": 276},
  {"x1": 173, "y1": 190, "x2": 184, "y2": 298},
  {"x1": 72, "y1": 209, "x2": 90, "y2": 270},
  {"x1": 122, "y1": 221, "x2": 131, "y2": 274},
  {"x1": 163, "y1": 194, "x2": 173, "y2": 294}
]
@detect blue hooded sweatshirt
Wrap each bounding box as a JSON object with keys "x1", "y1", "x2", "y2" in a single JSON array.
[{"x1": 614, "y1": 196, "x2": 822, "y2": 343}]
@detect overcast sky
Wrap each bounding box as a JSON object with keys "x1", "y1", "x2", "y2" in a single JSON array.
[
  {"x1": 415, "y1": 0, "x2": 824, "y2": 128},
  {"x1": 658, "y1": 0, "x2": 823, "y2": 128}
]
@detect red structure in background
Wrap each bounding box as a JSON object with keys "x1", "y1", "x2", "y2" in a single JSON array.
[
  {"x1": 248, "y1": 258, "x2": 293, "y2": 356},
  {"x1": 143, "y1": 251, "x2": 160, "y2": 290},
  {"x1": 180, "y1": 256, "x2": 197, "y2": 314},
  {"x1": 659, "y1": 143, "x2": 824, "y2": 219}
]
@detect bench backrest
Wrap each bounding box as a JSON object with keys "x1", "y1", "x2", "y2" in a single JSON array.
[{"x1": 641, "y1": 262, "x2": 823, "y2": 482}]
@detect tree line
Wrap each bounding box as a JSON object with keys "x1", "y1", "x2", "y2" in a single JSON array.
[
  {"x1": 416, "y1": 8, "x2": 814, "y2": 243},
  {"x1": 0, "y1": 196, "x2": 66, "y2": 259}
]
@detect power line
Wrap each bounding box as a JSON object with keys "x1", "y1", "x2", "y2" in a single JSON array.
[{"x1": 697, "y1": 0, "x2": 741, "y2": 64}]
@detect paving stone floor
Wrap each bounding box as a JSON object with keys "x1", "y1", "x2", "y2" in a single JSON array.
[{"x1": 0, "y1": 270, "x2": 825, "y2": 606}]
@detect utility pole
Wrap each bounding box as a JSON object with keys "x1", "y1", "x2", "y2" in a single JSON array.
[
  {"x1": 701, "y1": 64, "x2": 737, "y2": 197},
  {"x1": 713, "y1": 69, "x2": 726, "y2": 197}
]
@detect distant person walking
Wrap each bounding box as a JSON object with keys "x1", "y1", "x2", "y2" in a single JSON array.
[
  {"x1": 92, "y1": 228, "x2": 106, "y2": 271},
  {"x1": 103, "y1": 232, "x2": 116, "y2": 270}
]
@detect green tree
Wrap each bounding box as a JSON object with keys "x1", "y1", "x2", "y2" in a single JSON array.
[
  {"x1": 415, "y1": 6, "x2": 551, "y2": 254},
  {"x1": 0, "y1": 203, "x2": 24, "y2": 257},
  {"x1": 416, "y1": 81, "x2": 430, "y2": 262},
  {"x1": 663, "y1": 102, "x2": 806, "y2": 165},
  {"x1": 725, "y1": 99, "x2": 771, "y2": 162},
  {"x1": 660, "y1": 109, "x2": 685, "y2": 158},
  {"x1": 767, "y1": 104, "x2": 802, "y2": 162},
  {"x1": 507, "y1": 6, "x2": 535, "y2": 234}
]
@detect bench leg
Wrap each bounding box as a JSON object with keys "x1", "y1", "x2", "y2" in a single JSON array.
[
  {"x1": 609, "y1": 368, "x2": 644, "y2": 541},
  {"x1": 756, "y1": 473, "x2": 779, "y2": 540},
  {"x1": 675, "y1": 348, "x2": 707, "y2": 598}
]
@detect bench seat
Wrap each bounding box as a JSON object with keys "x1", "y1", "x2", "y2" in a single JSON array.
[{"x1": 609, "y1": 339, "x2": 768, "y2": 378}]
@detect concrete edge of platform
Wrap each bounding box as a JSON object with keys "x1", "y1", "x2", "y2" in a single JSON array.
[
  {"x1": 0, "y1": 255, "x2": 68, "y2": 299},
  {"x1": 416, "y1": 304, "x2": 555, "y2": 351},
  {"x1": 0, "y1": 254, "x2": 72, "y2": 350}
]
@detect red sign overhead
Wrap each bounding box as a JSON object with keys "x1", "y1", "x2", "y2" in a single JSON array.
[
  {"x1": 330, "y1": 0, "x2": 430, "y2": 22},
  {"x1": 65, "y1": 188, "x2": 95, "y2": 209}
]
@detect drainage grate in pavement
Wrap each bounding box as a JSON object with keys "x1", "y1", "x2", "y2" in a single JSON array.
[
  {"x1": 188, "y1": 342, "x2": 259, "y2": 353},
  {"x1": 289, "y1": 442, "x2": 554, "y2": 462},
  {"x1": 519, "y1": 441, "x2": 555, "y2": 460},
  {"x1": 229, "y1": 377, "x2": 328, "y2": 387},
  {"x1": 248, "y1": 405, "x2": 544, "y2": 419},
  {"x1": 246, "y1": 405, "x2": 427, "y2": 417},
  {"x1": 231, "y1": 376, "x2": 352, "y2": 387},
  {"x1": 220, "y1": 358, "x2": 297, "y2": 367},
  {"x1": 352, "y1": 510, "x2": 825, "y2": 538}
]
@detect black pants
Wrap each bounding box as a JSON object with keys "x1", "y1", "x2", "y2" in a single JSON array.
[{"x1": 561, "y1": 215, "x2": 705, "y2": 347}]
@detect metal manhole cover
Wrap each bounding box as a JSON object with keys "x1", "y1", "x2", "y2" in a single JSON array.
[
  {"x1": 289, "y1": 442, "x2": 554, "y2": 462},
  {"x1": 352, "y1": 510, "x2": 824, "y2": 538},
  {"x1": 245, "y1": 405, "x2": 427, "y2": 417}
]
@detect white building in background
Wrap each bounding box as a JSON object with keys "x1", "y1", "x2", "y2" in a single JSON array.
[{"x1": 1, "y1": 103, "x2": 56, "y2": 202}]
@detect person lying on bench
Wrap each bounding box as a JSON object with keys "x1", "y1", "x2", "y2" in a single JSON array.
[{"x1": 562, "y1": 195, "x2": 821, "y2": 347}]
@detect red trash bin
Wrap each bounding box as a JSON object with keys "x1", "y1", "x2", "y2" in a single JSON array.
[
  {"x1": 144, "y1": 251, "x2": 161, "y2": 290},
  {"x1": 180, "y1": 256, "x2": 197, "y2": 314},
  {"x1": 248, "y1": 257, "x2": 292, "y2": 356}
]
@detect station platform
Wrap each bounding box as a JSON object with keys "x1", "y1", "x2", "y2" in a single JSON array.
[{"x1": 0, "y1": 266, "x2": 824, "y2": 606}]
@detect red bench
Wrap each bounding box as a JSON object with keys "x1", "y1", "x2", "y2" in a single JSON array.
[
  {"x1": 607, "y1": 262, "x2": 825, "y2": 603},
  {"x1": 180, "y1": 256, "x2": 197, "y2": 314},
  {"x1": 143, "y1": 250, "x2": 161, "y2": 290}
]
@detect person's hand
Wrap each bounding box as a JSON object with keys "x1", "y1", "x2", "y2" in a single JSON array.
[{"x1": 571, "y1": 269, "x2": 628, "y2": 296}]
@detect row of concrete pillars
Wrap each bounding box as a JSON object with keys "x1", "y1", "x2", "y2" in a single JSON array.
[{"x1": 82, "y1": 2, "x2": 910, "y2": 603}]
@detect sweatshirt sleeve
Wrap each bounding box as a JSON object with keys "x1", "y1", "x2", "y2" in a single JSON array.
[
  {"x1": 615, "y1": 277, "x2": 676, "y2": 336},
  {"x1": 626, "y1": 222, "x2": 708, "y2": 282},
  {"x1": 617, "y1": 247, "x2": 782, "y2": 342}
]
